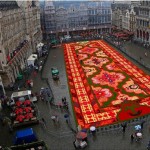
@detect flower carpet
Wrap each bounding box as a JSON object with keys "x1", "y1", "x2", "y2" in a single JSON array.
[{"x1": 63, "y1": 40, "x2": 150, "y2": 129}]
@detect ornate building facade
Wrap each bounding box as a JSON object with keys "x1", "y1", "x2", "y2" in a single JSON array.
[
  {"x1": 111, "y1": 3, "x2": 130, "y2": 30},
  {"x1": 0, "y1": 1, "x2": 42, "y2": 87},
  {"x1": 43, "y1": 1, "x2": 112, "y2": 39},
  {"x1": 135, "y1": 0, "x2": 150, "y2": 43},
  {"x1": 122, "y1": 6, "x2": 136, "y2": 32}
]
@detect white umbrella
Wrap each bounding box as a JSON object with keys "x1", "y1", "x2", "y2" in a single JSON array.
[
  {"x1": 135, "y1": 125, "x2": 141, "y2": 130},
  {"x1": 51, "y1": 116, "x2": 56, "y2": 120},
  {"x1": 136, "y1": 132, "x2": 142, "y2": 138},
  {"x1": 90, "y1": 126, "x2": 96, "y2": 131}
]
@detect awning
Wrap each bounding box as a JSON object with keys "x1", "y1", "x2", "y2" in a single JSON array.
[{"x1": 123, "y1": 30, "x2": 134, "y2": 35}]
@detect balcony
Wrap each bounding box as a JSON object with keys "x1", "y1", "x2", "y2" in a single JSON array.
[
  {"x1": 47, "y1": 24, "x2": 111, "y2": 33},
  {"x1": 137, "y1": 15, "x2": 150, "y2": 20},
  {"x1": 6, "y1": 40, "x2": 28, "y2": 65}
]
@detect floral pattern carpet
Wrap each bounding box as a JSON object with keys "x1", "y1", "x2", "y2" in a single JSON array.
[{"x1": 63, "y1": 40, "x2": 150, "y2": 129}]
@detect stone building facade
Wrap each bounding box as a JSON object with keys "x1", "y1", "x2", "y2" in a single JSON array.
[
  {"x1": 135, "y1": 0, "x2": 150, "y2": 44},
  {"x1": 111, "y1": 3, "x2": 130, "y2": 30},
  {"x1": 43, "y1": 1, "x2": 112, "y2": 39},
  {"x1": 122, "y1": 10, "x2": 130, "y2": 31},
  {"x1": 129, "y1": 6, "x2": 137, "y2": 32},
  {"x1": 122, "y1": 6, "x2": 136, "y2": 32},
  {"x1": 111, "y1": 2, "x2": 138, "y2": 35},
  {"x1": 0, "y1": 1, "x2": 42, "y2": 87},
  {"x1": 111, "y1": 8, "x2": 123, "y2": 30}
]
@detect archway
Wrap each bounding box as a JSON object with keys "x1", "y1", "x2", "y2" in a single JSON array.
[{"x1": 137, "y1": 30, "x2": 139, "y2": 38}]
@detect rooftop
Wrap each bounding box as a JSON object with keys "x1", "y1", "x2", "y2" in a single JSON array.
[{"x1": 0, "y1": 1, "x2": 19, "y2": 11}]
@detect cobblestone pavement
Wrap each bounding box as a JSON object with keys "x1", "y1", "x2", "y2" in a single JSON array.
[
  {"x1": 124, "y1": 41, "x2": 150, "y2": 71},
  {"x1": 1, "y1": 40, "x2": 150, "y2": 150},
  {"x1": 104, "y1": 37, "x2": 150, "y2": 75}
]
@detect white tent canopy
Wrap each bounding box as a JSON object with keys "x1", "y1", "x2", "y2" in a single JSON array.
[
  {"x1": 37, "y1": 42, "x2": 44, "y2": 48},
  {"x1": 27, "y1": 54, "x2": 38, "y2": 66}
]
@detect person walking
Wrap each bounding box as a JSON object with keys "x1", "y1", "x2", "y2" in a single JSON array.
[
  {"x1": 40, "y1": 94, "x2": 44, "y2": 102},
  {"x1": 121, "y1": 122, "x2": 127, "y2": 133},
  {"x1": 147, "y1": 141, "x2": 150, "y2": 150},
  {"x1": 130, "y1": 133, "x2": 135, "y2": 143},
  {"x1": 62, "y1": 97, "x2": 64, "y2": 104},
  {"x1": 51, "y1": 115, "x2": 56, "y2": 123},
  {"x1": 64, "y1": 114, "x2": 70, "y2": 124},
  {"x1": 140, "y1": 57, "x2": 142, "y2": 61},
  {"x1": 63, "y1": 97, "x2": 66, "y2": 102},
  {"x1": 55, "y1": 115, "x2": 59, "y2": 124},
  {"x1": 140, "y1": 120, "x2": 146, "y2": 130},
  {"x1": 42, "y1": 118, "x2": 46, "y2": 125}
]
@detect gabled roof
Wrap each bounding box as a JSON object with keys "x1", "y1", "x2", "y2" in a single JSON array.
[
  {"x1": 0, "y1": 1, "x2": 19, "y2": 11},
  {"x1": 32, "y1": 1, "x2": 36, "y2": 7}
]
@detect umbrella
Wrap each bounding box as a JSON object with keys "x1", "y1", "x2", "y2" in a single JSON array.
[
  {"x1": 64, "y1": 114, "x2": 69, "y2": 118},
  {"x1": 23, "y1": 100, "x2": 31, "y2": 106},
  {"x1": 136, "y1": 132, "x2": 142, "y2": 138},
  {"x1": 135, "y1": 125, "x2": 141, "y2": 131},
  {"x1": 16, "y1": 115, "x2": 25, "y2": 122},
  {"x1": 81, "y1": 129, "x2": 87, "y2": 133},
  {"x1": 24, "y1": 107, "x2": 32, "y2": 113},
  {"x1": 15, "y1": 101, "x2": 22, "y2": 107},
  {"x1": 90, "y1": 126, "x2": 96, "y2": 132},
  {"x1": 15, "y1": 108, "x2": 23, "y2": 115},
  {"x1": 25, "y1": 113, "x2": 33, "y2": 119},
  {"x1": 76, "y1": 132, "x2": 87, "y2": 140}
]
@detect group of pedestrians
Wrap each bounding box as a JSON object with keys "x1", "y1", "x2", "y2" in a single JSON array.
[
  {"x1": 129, "y1": 120, "x2": 146, "y2": 143},
  {"x1": 120, "y1": 120, "x2": 147, "y2": 143},
  {"x1": 61, "y1": 97, "x2": 69, "y2": 111},
  {"x1": 51, "y1": 115, "x2": 59, "y2": 124}
]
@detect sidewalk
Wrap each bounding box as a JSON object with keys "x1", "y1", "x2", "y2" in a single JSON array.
[
  {"x1": 124, "y1": 41, "x2": 150, "y2": 69},
  {"x1": 104, "y1": 37, "x2": 150, "y2": 74},
  {"x1": 5, "y1": 56, "x2": 46, "y2": 97}
]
